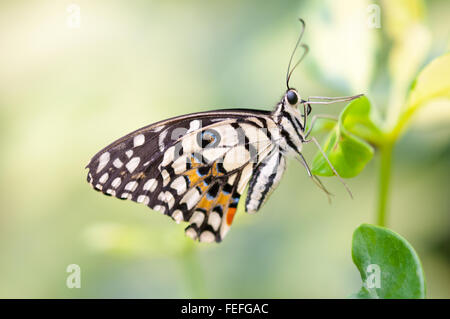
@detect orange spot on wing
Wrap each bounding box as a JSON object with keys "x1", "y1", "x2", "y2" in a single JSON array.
[
  {"x1": 189, "y1": 155, "x2": 202, "y2": 168},
  {"x1": 217, "y1": 192, "x2": 231, "y2": 207},
  {"x1": 212, "y1": 162, "x2": 226, "y2": 177},
  {"x1": 132, "y1": 172, "x2": 146, "y2": 180},
  {"x1": 197, "y1": 181, "x2": 209, "y2": 193},
  {"x1": 226, "y1": 207, "x2": 237, "y2": 226},
  {"x1": 184, "y1": 168, "x2": 201, "y2": 186},
  {"x1": 197, "y1": 196, "x2": 213, "y2": 211}
]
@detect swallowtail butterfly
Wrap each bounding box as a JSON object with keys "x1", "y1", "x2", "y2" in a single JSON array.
[{"x1": 86, "y1": 19, "x2": 362, "y2": 243}]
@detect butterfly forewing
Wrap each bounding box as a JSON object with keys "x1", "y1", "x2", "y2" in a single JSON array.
[{"x1": 86, "y1": 109, "x2": 278, "y2": 242}]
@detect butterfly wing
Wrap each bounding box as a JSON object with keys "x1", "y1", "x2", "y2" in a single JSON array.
[{"x1": 86, "y1": 109, "x2": 277, "y2": 242}]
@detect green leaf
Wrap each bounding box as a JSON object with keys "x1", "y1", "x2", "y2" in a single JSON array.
[
  {"x1": 340, "y1": 96, "x2": 383, "y2": 144},
  {"x1": 311, "y1": 96, "x2": 382, "y2": 178},
  {"x1": 307, "y1": 117, "x2": 337, "y2": 136},
  {"x1": 406, "y1": 53, "x2": 450, "y2": 110},
  {"x1": 351, "y1": 224, "x2": 426, "y2": 299},
  {"x1": 391, "y1": 53, "x2": 450, "y2": 139},
  {"x1": 380, "y1": 0, "x2": 431, "y2": 131},
  {"x1": 382, "y1": 0, "x2": 429, "y2": 88}
]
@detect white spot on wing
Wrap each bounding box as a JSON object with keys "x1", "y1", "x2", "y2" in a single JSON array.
[
  {"x1": 111, "y1": 177, "x2": 121, "y2": 188},
  {"x1": 153, "y1": 205, "x2": 166, "y2": 214},
  {"x1": 96, "y1": 152, "x2": 110, "y2": 173},
  {"x1": 158, "y1": 130, "x2": 168, "y2": 152},
  {"x1": 164, "y1": 191, "x2": 175, "y2": 209},
  {"x1": 213, "y1": 124, "x2": 238, "y2": 147},
  {"x1": 170, "y1": 176, "x2": 187, "y2": 195},
  {"x1": 152, "y1": 125, "x2": 164, "y2": 133},
  {"x1": 199, "y1": 231, "x2": 215, "y2": 243},
  {"x1": 113, "y1": 158, "x2": 123, "y2": 168},
  {"x1": 143, "y1": 178, "x2": 157, "y2": 192},
  {"x1": 133, "y1": 134, "x2": 145, "y2": 147},
  {"x1": 181, "y1": 133, "x2": 199, "y2": 154},
  {"x1": 126, "y1": 157, "x2": 140, "y2": 173},
  {"x1": 237, "y1": 164, "x2": 253, "y2": 194},
  {"x1": 99, "y1": 173, "x2": 109, "y2": 184},
  {"x1": 172, "y1": 210, "x2": 183, "y2": 224},
  {"x1": 227, "y1": 173, "x2": 237, "y2": 185},
  {"x1": 189, "y1": 210, "x2": 205, "y2": 226},
  {"x1": 137, "y1": 195, "x2": 150, "y2": 205},
  {"x1": 181, "y1": 188, "x2": 201, "y2": 210},
  {"x1": 161, "y1": 146, "x2": 175, "y2": 166},
  {"x1": 223, "y1": 145, "x2": 250, "y2": 172},
  {"x1": 187, "y1": 120, "x2": 201, "y2": 133},
  {"x1": 202, "y1": 147, "x2": 228, "y2": 163},
  {"x1": 125, "y1": 150, "x2": 133, "y2": 158},
  {"x1": 172, "y1": 155, "x2": 189, "y2": 174},
  {"x1": 208, "y1": 211, "x2": 222, "y2": 231},
  {"x1": 220, "y1": 222, "x2": 231, "y2": 240},
  {"x1": 157, "y1": 192, "x2": 166, "y2": 202},
  {"x1": 161, "y1": 169, "x2": 170, "y2": 186},
  {"x1": 185, "y1": 227, "x2": 197, "y2": 240},
  {"x1": 124, "y1": 181, "x2": 138, "y2": 192}
]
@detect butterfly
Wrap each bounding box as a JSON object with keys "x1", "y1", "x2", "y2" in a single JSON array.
[{"x1": 86, "y1": 19, "x2": 362, "y2": 243}]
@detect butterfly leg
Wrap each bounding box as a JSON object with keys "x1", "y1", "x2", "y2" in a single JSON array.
[
  {"x1": 296, "y1": 151, "x2": 333, "y2": 201},
  {"x1": 303, "y1": 137, "x2": 353, "y2": 199}
]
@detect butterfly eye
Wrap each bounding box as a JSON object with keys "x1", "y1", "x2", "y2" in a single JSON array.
[{"x1": 286, "y1": 90, "x2": 298, "y2": 105}]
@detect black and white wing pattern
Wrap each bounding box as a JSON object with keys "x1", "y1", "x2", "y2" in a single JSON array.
[{"x1": 86, "y1": 109, "x2": 282, "y2": 242}]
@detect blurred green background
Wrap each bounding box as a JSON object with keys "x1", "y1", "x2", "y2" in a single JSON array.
[{"x1": 0, "y1": 0, "x2": 448, "y2": 298}]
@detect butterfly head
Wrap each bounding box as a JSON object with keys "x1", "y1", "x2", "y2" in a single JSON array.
[
  {"x1": 285, "y1": 89, "x2": 299, "y2": 106},
  {"x1": 283, "y1": 88, "x2": 312, "y2": 117}
]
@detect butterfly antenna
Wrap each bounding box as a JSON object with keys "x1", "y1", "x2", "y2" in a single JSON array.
[{"x1": 286, "y1": 18, "x2": 308, "y2": 90}]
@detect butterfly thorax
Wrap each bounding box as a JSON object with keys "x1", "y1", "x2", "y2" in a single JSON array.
[{"x1": 271, "y1": 96, "x2": 306, "y2": 157}]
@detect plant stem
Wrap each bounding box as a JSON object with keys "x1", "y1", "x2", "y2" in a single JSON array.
[
  {"x1": 377, "y1": 142, "x2": 394, "y2": 227},
  {"x1": 179, "y1": 240, "x2": 206, "y2": 298}
]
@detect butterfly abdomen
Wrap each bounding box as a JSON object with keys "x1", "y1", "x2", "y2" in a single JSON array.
[{"x1": 245, "y1": 151, "x2": 286, "y2": 214}]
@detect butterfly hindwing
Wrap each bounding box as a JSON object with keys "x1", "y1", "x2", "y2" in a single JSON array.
[
  {"x1": 176, "y1": 163, "x2": 253, "y2": 242},
  {"x1": 86, "y1": 109, "x2": 277, "y2": 242}
]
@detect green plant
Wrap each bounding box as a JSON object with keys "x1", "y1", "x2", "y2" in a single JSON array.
[
  {"x1": 307, "y1": 0, "x2": 450, "y2": 296},
  {"x1": 351, "y1": 224, "x2": 426, "y2": 299},
  {"x1": 309, "y1": 47, "x2": 449, "y2": 299},
  {"x1": 299, "y1": 0, "x2": 450, "y2": 298},
  {"x1": 306, "y1": 0, "x2": 450, "y2": 298},
  {"x1": 312, "y1": 53, "x2": 450, "y2": 225}
]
